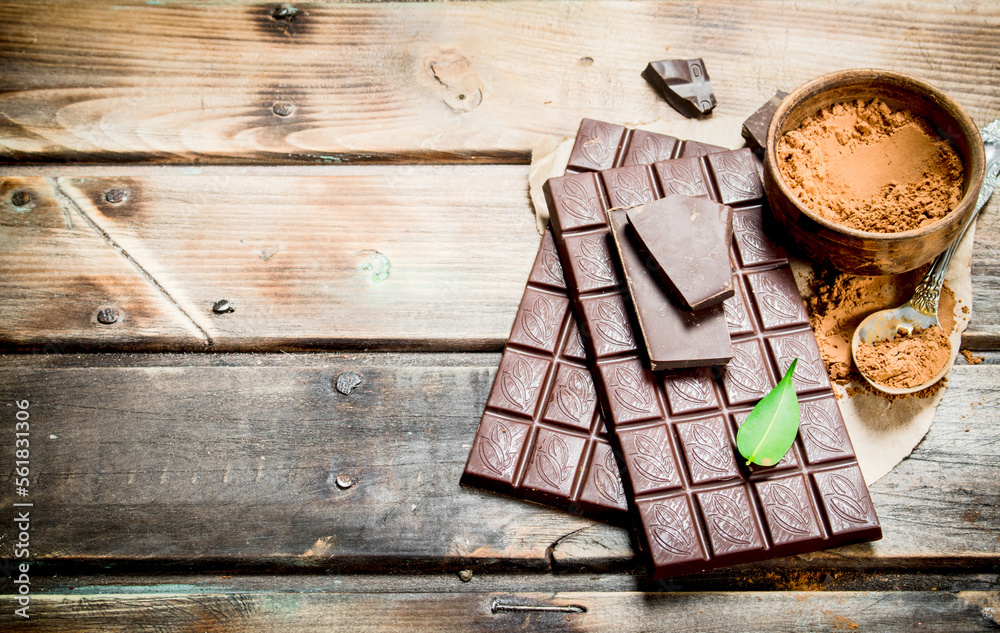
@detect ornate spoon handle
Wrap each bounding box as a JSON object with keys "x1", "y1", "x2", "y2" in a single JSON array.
[{"x1": 910, "y1": 120, "x2": 1000, "y2": 315}]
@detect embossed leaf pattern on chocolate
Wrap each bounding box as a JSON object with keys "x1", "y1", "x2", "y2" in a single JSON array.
[
  {"x1": 581, "y1": 121, "x2": 617, "y2": 168},
  {"x1": 479, "y1": 421, "x2": 520, "y2": 477},
  {"x1": 687, "y1": 422, "x2": 733, "y2": 476},
  {"x1": 755, "y1": 274, "x2": 805, "y2": 324},
  {"x1": 633, "y1": 432, "x2": 675, "y2": 483},
  {"x1": 632, "y1": 134, "x2": 667, "y2": 166},
  {"x1": 613, "y1": 365, "x2": 656, "y2": 415},
  {"x1": 500, "y1": 357, "x2": 537, "y2": 411},
  {"x1": 826, "y1": 473, "x2": 872, "y2": 526},
  {"x1": 736, "y1": 358, "x2": 800, "y2": 467},
  {"x1": 800, "y1": 402, "x2": 847, "y2": 456},
  {"x1": 657, "y1": 162, "x2": 704, "y2": 197},
  {"x1": 578, "y1": 237, "x2": 616, "y2": 284},
  {"x1": 707, "y1": 491, "x2": 754, "y2": 546},
  {"x1": 595, "y1": 299, "x2": 634, "y2": 348},
  {"x1": 712, "y1": 152, "x2": 762, "y2": 202},
  {"x1": 774, "y1": 335, "x2": 823, "y2": 389},
  {"x1": 669, "y1": 375, "x2": 714, "y2": 409},
  {"x1": 539, "y1": 242, "x2": 565, "y2": 287},
  {"x1": 650, "y1": 501, "x2": 695, "y2": 557},
  {"x1": 725, "y1": 344, "x2": 770, "y2": 400},
  {"x1": 558, "y1": 177, "x2": 603, "y2": 223},
  {"x1": 733, "y1": 210, "x2": 780, "y2": 265},
  {"x1": 607, "y1": 170, "x2": 653, "y2": 207},
  {"x1": 763, "y1": 481, "x2": 812, "y2": 537},
  {"x1": 595, "y1": 447, "x2": 625, "y2": 504},
  {"x1": 555, "y1": 368, "x2": 595, "y2": 427},
  {"x1": 723, "y1": 292, "x2": 754, "y2": 335},
  {"x1": 521, "y1": 295, "x2": 558, "y2": 348},
  {"x1": 536, "y1": 434, "x2": 572, "y2": 489}
]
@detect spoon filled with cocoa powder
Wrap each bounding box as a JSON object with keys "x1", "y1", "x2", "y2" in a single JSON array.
[{"x1": 852, "y1": 119, "x2": 1000, "y2": 394}]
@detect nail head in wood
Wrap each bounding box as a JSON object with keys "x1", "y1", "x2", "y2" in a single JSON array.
[
  {"x1": 105, "y1": 188, "x2": 127, "y2": 204},
  {"x1": 11, "y1": 191, "x2": 31, "y2": 207},
  {"x1": 271, "y1": 5, "x2": 297, "y2": 21},
  {"x1": 335, "y1": 371, "x2": 362, "y2": 395},
  {"x1": 272, "y1": 102, "x2": 295, "y2": 117},
  {"x1": 335, "y1": 474, "x2": 355, "y2": 490},
  {"x1": 212, "y1": 299, "x2": 234, "y2": 314},
  {"x1": 96, "y1": 308, "x2": 119, "y2": 325},
  {"x1": 458, "y1": 570, "x2": 473, "y2": 582}
]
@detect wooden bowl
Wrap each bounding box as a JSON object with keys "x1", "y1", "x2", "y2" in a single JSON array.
[{"x1": 762, "y1": 69, "x2": 985, "y2": 275}]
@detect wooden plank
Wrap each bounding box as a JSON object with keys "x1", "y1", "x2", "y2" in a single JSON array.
[
  {"x1": 4, "y1": 166, "x2": 1000, "y2": 351},
  {"x1": 0, "y1": 1, "x2": 997, "y2": 164},
  {"x1": 0, "y1": 177, "x2": 206, "y2": 351},
  {"x1": 1, "y1": 167, "x2": 539, "y2": 351},
  {"x1": 0, "y1": 591, "x2": 996, "y2": 632},
  {"x1": 0, "y1": 354, "x2": 997, "y2": 573}
]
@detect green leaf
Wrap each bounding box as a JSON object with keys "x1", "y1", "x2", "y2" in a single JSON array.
[{"x1": 736, "y1": 358, "x2": 801, "y2": 467}]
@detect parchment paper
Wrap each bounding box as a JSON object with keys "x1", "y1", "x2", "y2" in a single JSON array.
[{"x1": 528, "y1": 116, "x2": 973, "y2": 485}]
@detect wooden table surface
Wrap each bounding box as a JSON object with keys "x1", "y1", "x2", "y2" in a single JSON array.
[{"x1": 1, "y1": 1, "x2": 998, "y2": 631}]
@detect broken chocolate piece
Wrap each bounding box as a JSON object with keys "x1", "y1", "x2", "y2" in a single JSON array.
[
  {"x1": 627, "y1": 194, "x2": 735, "y2": 310},
  {"x1": 742, "y1": 90, "x2": 789, "y2": 153},
  {"x1": 642, "y1": 59, "x2": 717, "y2": 118},
  {"x1": 608, "y1": 205, "x2": 733, "y2": 370}
]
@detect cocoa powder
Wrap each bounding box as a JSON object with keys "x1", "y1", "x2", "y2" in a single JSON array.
[
  {"x1": 805, "y1": 267, "x2": 956, "y2": 396},
  {"x1": 778, "y1": 99, "x2": 963, "y2": 233},
  {"x1": 853, "y1": 325, "x2": 951, "y2": 390}
]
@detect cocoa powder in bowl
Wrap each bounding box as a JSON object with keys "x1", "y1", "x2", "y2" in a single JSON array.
[{"x1": 777, "y1": 98, "x2": 964, "y2": 233}]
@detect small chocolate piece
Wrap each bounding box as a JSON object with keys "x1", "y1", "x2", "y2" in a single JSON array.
[
  {"x1": 742, "y1": 90, "x2": 789, "y2": 153},
  {"x1": 547, "y1": 145, "x2": 881, "y2": 580},
  {"x1": 642, "y1": 59, "x2": 717, "y2": 118},
  {"x1": 608, "y1": 204, "x2": 732, "y2": 370},
  {"x1": 627, "y1": 194, "x2": 735, "y2": 310}
]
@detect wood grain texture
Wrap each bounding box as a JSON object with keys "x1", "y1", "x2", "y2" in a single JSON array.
[
  {"x1": 3, "y1": 166, "x2": 999, "y2": 351},
  {"x1": 1, "y1": 166, "x2": 539, "y2": 351},
  {"x1": 0, "y1": 177, "x2": 206, "y2": 351},
  {"x1": 0, "y1": 591, "x2": 996, "y2": 632},
  {"x1": 0, "y1": 354, "x2": 997, "y2": 573},
  {"x1": 0, "y1": 1, "x2": 997, "y2": 164}
]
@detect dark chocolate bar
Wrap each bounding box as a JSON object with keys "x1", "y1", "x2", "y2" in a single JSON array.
[
  {"x1": 546, "y1": 147, "x2": 882, "y2": 579},
  {"x1": 462, "y1": 119, "x2": 726, "y2": 519},
  {"x1": 642, "y1": 59, "x2": 717, "y2": 118},
  {"x1": 607, "y1": 203, "x2": 732, "y2": 369},
  {"x1": 742, "y1": 90, "x2": 789, "y2": 153},
  {"x1": 461, "y1": 229, "x2": 628, "y2": 520}
]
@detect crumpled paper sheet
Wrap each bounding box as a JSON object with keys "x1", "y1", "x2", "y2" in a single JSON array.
[{"x1": 528, "y1": 115, "x2": 973, "y2": 485}]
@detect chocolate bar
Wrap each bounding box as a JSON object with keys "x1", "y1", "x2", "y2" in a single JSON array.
[
  {"x1": 461, "y1": 228, "x2": 628, "y2": 521},
  {"x1": 607, "y1": 204, "x2": 732, "y2": 369},
  {"x1": 546, "y1": 147, "x2": 882, "y2": 579},
  {"x1": 742, "y1": 90, "x2": 789, "y2": 153},
  {"x1": 462, "y1": 120, "x2": 726, "y2": 519},
  {"x1": 642, "y1": 59, "x2": 717, "y2": 118},
  {"x1": 627, "y1": 195, "x2": 735, "y2": 311}
]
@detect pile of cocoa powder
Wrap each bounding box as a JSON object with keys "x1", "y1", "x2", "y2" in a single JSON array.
[
  {"x1": 805, "y1": 267, "x2": 957, "y2": 396},
  {"x1": 778, "y1": 98, "x2": 963, "y2": 233},
  {"x1": 853, "y1": 325, "x2": 951, "y2": 390}
]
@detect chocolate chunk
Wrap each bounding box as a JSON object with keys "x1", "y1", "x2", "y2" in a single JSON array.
[
  {"x1": 642, "y1": 59, "x2": 717, "y2": 118},
  {"x1": 742, "y1": 90, "x2": 789, "y2": 153},
  {"x1": 547, "y1": 141, "x2": 881, "y2": 579},
  {"x1": 627, "y1": 194, "x2": 735, "y2": 310},
  {"x1": 608, "y1": 204, "x2": 733, "y2": 370}
]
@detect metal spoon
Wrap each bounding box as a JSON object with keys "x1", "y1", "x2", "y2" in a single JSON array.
[{"x1": 852, "y1": 119, "x2": 1000, "y2": 394}]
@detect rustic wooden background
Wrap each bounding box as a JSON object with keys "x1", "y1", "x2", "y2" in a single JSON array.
[{"x1": 0, "y1": 1, "x2": 998, "y2": 630}]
